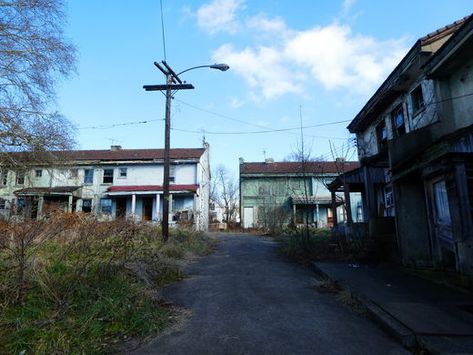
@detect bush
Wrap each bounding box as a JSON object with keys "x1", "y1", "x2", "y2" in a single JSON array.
[{"x1": 277, "y1": 228, "x2": 337, "y2": 262}]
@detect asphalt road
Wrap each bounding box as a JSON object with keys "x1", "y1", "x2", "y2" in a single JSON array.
[{"x1": 135, "y1": 234, "x2": 408, "y2": 355}]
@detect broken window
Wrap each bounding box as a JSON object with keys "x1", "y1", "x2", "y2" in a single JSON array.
[
  {"x1": 0, "y1": 198, "x2": 6, "y2": 210},
  {"x1": 84, "y1": 169, "x2": 93, "y2": 184},
  {"x1": 411, "y1": 85, "x2": 424, "y2": 114},
  {"x1": 103, "y1": 169, "x2": 114, "y2": 184},
  {"x1": 82, "y1": 199, "x2": 92, "y2": 213},
  {"x1": 35, "y1": 169, "x2": 42, "y2": 178},
  {"x1": 391, "y1": 105, "x2": 406, "y2": 137},
  {"x1": 0, "y1": 170, "x2": 8, "y2": 186},
  {"x1": 16, "y1": 171, "x2": 25, "y2": 185},
  {"x1": 119, "y1": 167, "x2": 127, "y2": 178},
  {"x1": 100, "y1": 198, "x2": 112, "y2": 214}
]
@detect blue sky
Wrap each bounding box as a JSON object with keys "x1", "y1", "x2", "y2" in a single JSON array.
[{"x1": 57, "y1": 0, "x2": 473, "y2": 175}]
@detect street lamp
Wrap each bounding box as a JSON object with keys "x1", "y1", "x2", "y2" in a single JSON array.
[{"x1": 143, "y1": 61, "x2": 229, "y2": 241}]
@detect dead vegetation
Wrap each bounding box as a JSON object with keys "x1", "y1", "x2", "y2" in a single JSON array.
[{"x1": 0, "y1": 212, "x2": 215, "y2": 354}]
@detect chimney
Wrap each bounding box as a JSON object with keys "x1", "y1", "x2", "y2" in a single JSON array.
[
  {"x1": 111, "y1": 145, "x2": 122, "y2": 151},
  {"x1": 335, "y1": 157, "x2": 346, "y2": 163},
  {"x1": 239, "y1": 157, "x2": 245, "y2": 164},
  {"x1": 265, "y1": 158, "x2": 274, "y2": 164}
]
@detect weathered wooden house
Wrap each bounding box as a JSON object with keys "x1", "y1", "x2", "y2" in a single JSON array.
[
  {"x1": 239, "y1": 159, "x2": 360, "y2": 229},
  {"x1": 0, "y1": 145, "x2": 211, "y2": 230},
  {"x1": 336, "y1": 15, "x2": 473, "y2": 277}
]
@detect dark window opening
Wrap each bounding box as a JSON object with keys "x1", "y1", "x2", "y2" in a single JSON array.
[
  {"x1": 82, "y1": 199, "x2": 92, "y2": 213},
  {"x1": 103, "y1": 169, "x2": 114, "y2": 184},
  {"x1": 411, "y1": 85, "x2": 424, "y2": 114},
  {"x1": 119, "y1": 168, "x2": 127, "y2": 178},
  {"x1": 376, "y1": 121, "x2": 388, "y2": 151},
  {"x1": 16, "y1": 171, "x2": 25, "y2": 185},
  {"x1": 169, "y1": 165, "x2": 176, "y2": 183},
  {"x1": 0, "y1": 170, "x2": 7, "y2": 186},
  {"x1": 391, "y1": 105, "x2": 406, "y2": 137},
  {"x1": 35, "y1": 169, "x2": 42, "y2": 178}
]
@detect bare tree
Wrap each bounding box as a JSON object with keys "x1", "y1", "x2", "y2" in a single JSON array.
[
  {"x1": 212, "y1": 165, "x2": 239, "y2": 225},
  {"x1": 0, "y1": 0, "x2": 77, "y2": 166}
]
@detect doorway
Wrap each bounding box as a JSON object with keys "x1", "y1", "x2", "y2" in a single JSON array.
[
  {"x1": 142, "y1": 197, "x2": 153, "y2": 221},
  {"x1": 116, "y1": 198, "x2": 127, "y2": 219}
]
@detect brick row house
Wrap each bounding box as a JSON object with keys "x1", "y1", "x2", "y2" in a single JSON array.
[
  {"x1": 331, "y1": 16, "x2": 473, "y2": 277},
  {"x1": 0, "y1": 145, "x2": 211, "y2": 231},
  {"x1": 239, "y1": 159, "x2": 360, "y2": 229}
]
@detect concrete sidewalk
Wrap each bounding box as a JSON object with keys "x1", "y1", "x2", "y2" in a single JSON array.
[{"x1": 312, "y1": 262, "x2": 473, "y2": 355}]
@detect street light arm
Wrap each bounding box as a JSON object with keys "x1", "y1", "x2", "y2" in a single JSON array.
[{"x1": 176, "y1": 63, "x2": 230, "y2": 77}]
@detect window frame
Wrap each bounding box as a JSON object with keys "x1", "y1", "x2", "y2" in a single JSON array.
[
  {"x1": 35, "y1": 169, "x2": 42, "y2": 178},
  {"x1": 84, "y1": 169, "x2": 94, "y2": 185},
  {"x1": 69, "y1": 168, "x2": 78, "y2": 178},
  {"x1": 410, "y1": 85, "x2": 425, "y2": 115},
  {"x1": 118, "y1": 167, "x2": 127, "y2": 178},
  {"x1": 376, "y1": 120, "x2": 388, "y2": 151},
  {"x1": 103, "y1": 169, "x2": 114, "y2": 184},
  {"x1": 169, "y1": 165, "x2": 176, "y2": 183},
  {"x1": 100, "y1": 198, "x2": 112, "y2": 215},
  {"x1": 391, "y1": 104, "x2": 406, "y2": 137},
  {"x1": 16, "y1": 171, "x2": 25, "y2": 185},
  {"x1": 0, "y1": 170, "x2": 8, "y2": 186},
  {"x1": 82, "y1": 199, "x2": 92, "y2": 213},
  {"x1": 0, "y1": 198, "x2": 6, "y2": 210}
]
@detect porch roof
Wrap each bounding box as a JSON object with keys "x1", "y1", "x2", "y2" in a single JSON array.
[
  {"x1": 14, "y1": 186, "x2": 80, "y2": 196},
  {"x1": 107, "y1": 184, "x2": 199, "y2": 194},
  {"x1": 291, "y1": 196, "x2": 335, "y2": 206}
]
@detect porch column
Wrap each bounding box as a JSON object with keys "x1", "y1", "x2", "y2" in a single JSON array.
[
  {"x1": 37, "y1": 196, "x2": 44, "y2": 220},
  {"x1": 293, "y1": 203, "x2": 297, "y2": 222},
  {"x1": 155, "y1": 193, "x2": 161, "y2": 221},
  {"x1": 67, "y1": 194, "x2": 73, "y2": 213},
  {"x1": 331, "y1": 191, "x2": 338, "y2": 226},
  {"x1": 131, "y1": 194, "x2": 136, "y2": 217},
  {"x1": 344, "y1": 184, "x2": 353, "y2": 224},
  {"x1": 316, "y1": 204, "x2": 320, "y2": 228},
  {"x1": 75, "y1": 198, "x2": 82, "y2": 212},
  {"x1": 169, "y1": 194, "x2": 173, "y2": 220}
]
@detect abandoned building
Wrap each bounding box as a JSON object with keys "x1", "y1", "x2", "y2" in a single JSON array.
[
  {"x1": 335, "y1": 15, "x2": 473, "y2": 277},
  {"x1": 239, "y1": 158, "x2": 360, "y2": 229},
  {"x1": 0, "y1": 145, "x2": 211, "y2": 231}
]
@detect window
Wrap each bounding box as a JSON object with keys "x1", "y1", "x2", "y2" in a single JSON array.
[
  {"x1": 100, "y1": 198, "x2": 112, "y2": 215},
  {"x1": 103, "y1": 169, "x2": 114, "y2": 184},
  {"x1": 391, "y1": 105, "x2": 406, "y2": 137},
  {"x1": 35, "y1": 169, "x2": 42, "y2": 178},
  {"x1": 169, "y1": 165, "x2": 176, "y2": 183},
  {"x1": 0, "y1": 170, "x2": 8, "y2": 186},
  {"x1": 16, "y1": 171, "x2": 25, "y2": 185},
  {"x1": 411, "y1": 85, "x2": 424, "y2": 114},
  {"x1": 82, "y1": 199, "x2": 92, "y2": 213},
  {"x1": 0, "y1": 198, "x2": 6, "y2": 210},
  {"x1": 384, "y1": 186, "x2": 393, "y2": 208},
  {"x1": 84, "y1": 169, "x2": 94, "y2": 184},
  {"x1": 376, "y1": 120, "x2": 388, "y2": 151},
  {"x1": 119, "y1": 168, "x2": 127, "y2": 178},
  {"x1": 69, "y1": 168, "x2": 78, "y2": 178}
]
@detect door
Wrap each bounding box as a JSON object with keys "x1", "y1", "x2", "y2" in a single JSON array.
[
  {"x1": 142, "y1": 197, "x2": 153, "y2": 221},
  {"x1": 431, "y1": 179, "x2": 456, "y2": 267},
  {"x1": 116, "y1": 198, "x2": 127, "y2": 219},
  {"x1": 243, "y1": 207, "x2": 254, "y2": 229}
]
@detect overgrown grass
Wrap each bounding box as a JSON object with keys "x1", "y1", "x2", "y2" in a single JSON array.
[{"x1": 0, "y1": 214, "x2": 215, "y2": 354}]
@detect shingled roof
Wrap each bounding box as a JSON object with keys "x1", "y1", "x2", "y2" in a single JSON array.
[
  {"x1": 240, "y1": 161, "x2": 360, "y2": 175},
  {"x1": 2, "y1": 148, "x2": 205, "y2": 164}
]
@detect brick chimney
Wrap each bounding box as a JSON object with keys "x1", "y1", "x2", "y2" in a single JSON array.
[{"x1": 110, "y1": 145, "x2": 122, "y2": 151}]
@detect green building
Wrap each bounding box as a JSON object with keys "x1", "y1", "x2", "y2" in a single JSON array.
[{"x1": 239, "y1": 159, "x2": 360, "y2": 229}]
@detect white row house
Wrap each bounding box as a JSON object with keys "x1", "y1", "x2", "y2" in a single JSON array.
[{"x1": 0, "y1": 144, "x2": 211, "y2": 231}]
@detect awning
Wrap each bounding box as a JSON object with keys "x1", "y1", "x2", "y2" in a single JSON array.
[
  {"x1": 14, "y1": 186, "x2": 80, "y2": 196},
  {"x1": 291, "y1": 196, "x2": 335, "y2": 205}
]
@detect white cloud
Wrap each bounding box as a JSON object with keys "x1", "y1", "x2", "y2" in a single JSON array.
[
  {"x1": 213, "y1": 43, "x2": 303, "y2": 100},
  {"x1": 285, "y1": 23, "x2": 407, "y2": 93},
  {"x1": 229, "y1": 97, "x2": 244, "y2": 108},
  {"x1": 196, "y1": 0, "x2": 244, "y2": 34},
  {"x1": 213, "y1": 17, "x2": 407, "y2": 100}
]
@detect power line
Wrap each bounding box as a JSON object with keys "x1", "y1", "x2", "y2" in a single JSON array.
[
  {"x1": 78, "y1": 118, "x2": 163, "y2": 130},
  {"x1": 159, "y1": 0, "x2": 167, "y2": 61}
]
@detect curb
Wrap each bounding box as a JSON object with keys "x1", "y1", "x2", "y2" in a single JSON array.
[{"x1": 309, "y1": 263, "x2": 417, "y2": 350}]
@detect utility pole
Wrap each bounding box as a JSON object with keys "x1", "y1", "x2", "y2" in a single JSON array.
[
  {"x1": 144, "y1": 61, "x2": 194, "y2": 241},
  {"x1": 144, "y1": 61, "x2": 229, "y2": 241}
]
